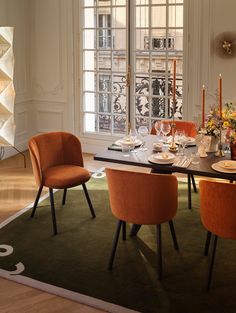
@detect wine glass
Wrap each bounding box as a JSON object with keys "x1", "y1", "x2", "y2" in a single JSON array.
[
  {"x1": 138, "y1": 126, "x2": 149, "y2": 151},
  {"x1": 129, "y1": 128, "x2": 138, "y2": 153},
  {"x1": 160, "y1": 122, "x2": 171, "y2": 145},
  {"x1": 177, "y1": 130, "x2": 187, "y2": 156}
]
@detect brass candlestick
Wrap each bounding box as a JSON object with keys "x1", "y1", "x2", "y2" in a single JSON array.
[
  {"x1": 169, "y1": 99, "x2": 178, "y2": 152},
  {"x1": 215, "y1": 118, "x2": 225, "y2": 157}
]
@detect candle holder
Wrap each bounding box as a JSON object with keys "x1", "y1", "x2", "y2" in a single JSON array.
[
  {"x1": 215, "y1": 118, "x2": 225, "y2": 157},
  {"x1": 169, "y1": 99, "x2": 178, "y2": 153}
]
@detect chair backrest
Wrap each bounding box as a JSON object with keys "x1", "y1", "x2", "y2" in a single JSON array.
[
  {"x1": 199, "y1": 180, "x2": 236, "y2": 240},
  {"x1": 105, "y1": 168, "x2": 178, "y2": 225},
  {"x1": 28, "y1": 132, "x2": 84, "y2": 186},
  {"x1": 151, "y1": 120, "x2": 197, "y2": 137}
]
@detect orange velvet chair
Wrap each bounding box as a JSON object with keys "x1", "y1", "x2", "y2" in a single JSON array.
[
  {"x1": 199, "y1": 180, "x2": 236, "y2": 289},
  {"x1": 105, "y1": 168, "x2": 179, "y2": 279},
  {"x1": 29, "y1": 132, "x2": 95, "y2": 235},
  {"x1": 151, "y1": 119, "x2": 197, "y2": 209},
  {"x1": 151, "y1": 120, "x2": 197, "y2": 137}
]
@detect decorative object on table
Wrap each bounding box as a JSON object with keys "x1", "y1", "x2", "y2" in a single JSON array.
[
  {"x1": 169, "y1": 59, "x2": 178, "y2": 153},
  {"x1": 223, "y1": 102, "x2": 236, "y2": 160},
  {"x1": 196, "y1": 131, "x2": 208, "y2": 157},
  {"x1": 152, "y1": 142, "x2": 163, "y2": 152}
]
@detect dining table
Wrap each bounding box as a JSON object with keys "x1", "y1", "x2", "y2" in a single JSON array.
[{"x1": 94, "y1": 134, "x2": 236, "y2": 234}]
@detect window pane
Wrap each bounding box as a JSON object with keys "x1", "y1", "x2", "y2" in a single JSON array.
[
  {"x1": 113, "y1": 74, "x2": 126, "y2": 94},
  {"x1": 84, "y1": 93, "x2": 96, "y2": 111},
  {"x1": 136, "y1": 75, "x2": 149, "y2": 95},
  {"x1": 169, "y1": 0, "x2": 183, "y2": 4},
  {"x1": 84, "y1": 0, "x2": 95, "y2": 7},
  {"x1": 98, "y1": 52, "x2": 111, "y2": 70},
  {"x1": 113, "y1": 94, "x2": 126, "y2": 113},
  {"x1": 135, "y1": 96, "x2": 149, "y2": 116},
  {"x1": 112, "y1": 7, "x2": 126, "y2": 28},
  {"x1": 113, "y1": 52, "x2": 126, "y2": 72},
  {"x1": 151, "y1": 6, "x2": 166, "y2": 27},
  {"x1": 152, "y1": 0, "x2": 166, "y2": 3},
  {"x1": 169, "y1": 29, "x2": 183, "y2": 51},
  {"x1": 84, "y1": 8, "x2": 95, "y2": 28},
  {"x1": 136, "y1": 6, "x2": 149, "y2": 27},
  {"x1": 169, "y1": 5, "x2": 183, "y2": 27},
  {"x1": 113, "y1": 115, "x2": 126, "y2": 134},
  {"x1": 84, "y1": 30, "x2": 95, "y2": 49},
  {"x1": 151, "y1": 97, "x2": 166, "y2": 118},
  {"x1": 136, "y1": 0, "x2": 149, "y2": 4},
  {"x1": 84, "y1": 72, "x2": 96, "y2": 91},
  {"x1": 99, "y1": 114, "x2": 111, "y2": 132},
  {"x1": 113, "y1": 0, "x2": 126, "y2": 5},
  {"x1": 84, "y1": 51, "x2": 96, "y2": 70},
  {"x1": 84, "y1": 113, "x2": 97, "y2": 132},
  {"x1": 98, "y1": 0, "x2": 111, "y2": 6},
  {"x1": 136, "y1": 29, "x2": 149, "y2": 50},
  {"x1": 113, "y1": 29, "x2": 126, "y2": 50}
]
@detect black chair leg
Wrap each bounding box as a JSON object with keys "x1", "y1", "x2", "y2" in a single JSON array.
[
  {"x1": 130, "y1": 224, "x2": 142, "y2": 236},
  {"x1": 191, "y1": 174, "x2": 197, "y2": 193},
  {"x1": 207, "y1": 234, "x2": 218, "y2": 290},
  {"x1": 31, "y1": 186, "x2": 43, "y2": 218},
  {"x1": 82, "y1": 183, "x2": 96, "y2": 218},
  {"x1": 204, "y1": 231, "x2": 212, "y2": 256},
  {"x1": 187, "y1": 174, "x2": 192, "y2": 209},
  {"x1": 122, "y1": 221, "x2": 126, "y2": 240},
  {"x1": 169, "y1": 220, "x2": 179, "y2": 250},
  {"x1": 62, "y1": 188, "x2": 67, "y2": 205},
  {"x1": 49, "y1": 188, "x2": 58, "y2": 235},
  {"x1": 157, "y1": 224, "x2": 162, "y2": 280},
  {"x1": 108, "y1": 220, "x2": 122, "y2": 270}
]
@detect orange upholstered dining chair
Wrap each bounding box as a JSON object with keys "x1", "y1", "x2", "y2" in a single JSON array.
[
  {"x1": 105, "y1": 168, "x2": 179, "y2": 279},
  {"x1": 151, "y1": 119, "x2": 198, "y2": 209},
  {"x1": 28, "y1": 132, "x2": 95, "y2": 235},
  {"x1": 199, "y1": 180, "x2": 236, "y2": 290}
]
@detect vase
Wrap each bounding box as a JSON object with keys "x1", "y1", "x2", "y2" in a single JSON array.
[
  {"x1": 205, "y1": 136, "x2": 219, "y2": 153},
  {"x1": 230, "y1": 143, "x2": 236, "y2": 160}
]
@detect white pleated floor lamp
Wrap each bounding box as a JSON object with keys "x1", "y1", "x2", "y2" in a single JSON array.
[{"x1": 0, "y1": 27, "x2": 25, "y2": 167}]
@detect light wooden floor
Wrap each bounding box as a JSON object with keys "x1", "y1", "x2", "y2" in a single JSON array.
[{"x1": 0, "y1": 151, "x2": 148, "y2": 313}]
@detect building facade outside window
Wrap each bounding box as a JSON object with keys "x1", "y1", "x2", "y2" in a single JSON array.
[{"x1": 81, "y1": 0, "x2": 184, "y2": 136}]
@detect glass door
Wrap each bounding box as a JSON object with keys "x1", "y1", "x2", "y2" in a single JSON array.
[
  {"x1": 81, "y1": 0, "x2": 184, "y2": 135},
  {"x1": 82, "y1": 0, "x2": 128, "y2": 136}
]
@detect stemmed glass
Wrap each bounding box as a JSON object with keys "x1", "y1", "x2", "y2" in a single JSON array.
[
  {"x1": 177, "y1": 131, "x2": 188, "y2": 156},
  {"x1": 161, "y1": 122, "x2": 171, "y2": 145},
  {"x1": 154, "y1": 120, "x2": 163, "y2": 141},
  {"x1": 129, "y1": 128, "x2": 138, "y2": 153},
  {"x1": 138, "y1": 126, "x2": 149, "y2": 151}
]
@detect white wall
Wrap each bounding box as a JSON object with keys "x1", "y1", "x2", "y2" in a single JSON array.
[
  {"x1": 30, "y1": 0, "x2": 75, "y2": 135},
  {"x1": 1, "y1": 0, "x2": 236, "y2": 157}
]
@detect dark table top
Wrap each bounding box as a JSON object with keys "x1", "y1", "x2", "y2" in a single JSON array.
[{"x1": 94, "y1": 135, "x2": 236, "y2": 181}]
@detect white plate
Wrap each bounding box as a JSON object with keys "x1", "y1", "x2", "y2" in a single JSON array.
[
  {"x1": 217, "y1": 160, "x2": 236, "y2": 170},
  {"x1": 148, "y1": 154, "x2": 176, "y2": 165},
  {"x1": 175, "y1": 137, "x2": 196, "y2": 146},
  {"x1": 115, "y1": 138, "x2": 142, "y2": 147},
  {"x1": 211, "y1": 162, "x2": 236, "y2": 173},
  {"x1": 153, "y1": 152, "x2": 176, "y2": 162}
]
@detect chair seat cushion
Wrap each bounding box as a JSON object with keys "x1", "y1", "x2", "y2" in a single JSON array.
[{"x1": 43, "y1": 165, "x2": 91, "y2": 189}]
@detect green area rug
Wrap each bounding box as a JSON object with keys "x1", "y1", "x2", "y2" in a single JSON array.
[{"x1": 0, "y1": 175, "x2": 236, "y2": 313}]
